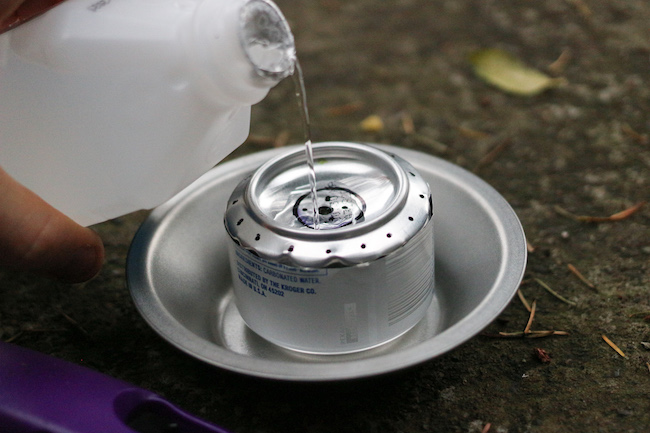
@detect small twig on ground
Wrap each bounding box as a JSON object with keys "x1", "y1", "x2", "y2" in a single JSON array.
[
  {"x1": 526, "y1": 241, "x2": 535, "y2": 253},
  {"x1": 60, "y1": 311, "x2": 89, "y2": 336},
  {"x1": 401, "y1": 112, "x2": 415, "y2": 135},
  {"x1": 481, "y1": 423, "x2": 492, "y2": 433},
  {"x1": 486, "y1": 286, "x2": 571, "y2": 340},
  {"x1": 527, "y1": 330, "x2": 570, "y2": 338},
  {"x1": 483, "y1": 330, "x2": 569, "y2": 339},
  {"x1": 485, "y1": 290, "x2": 570, "y2": 339},
  {"x1": 567, "y1": 263, "x2": 596, "y2": 290},
  {"x1": 517, "y1": 289, "x2": 532, "y2": 312},
  {"x1": 535, "y1": 278, "x2": 577, "y2": 306},
  {"x1": 533, "y1": 347, "x2": 552, "y2": 363},
  {"x1": 554, "y1": 202, "x2": 646, "y2": 223},
  {"x1": 602, "y1": 335, "x2": 626, "y2": 358},
  {"x1": 410, "y1": 134, "x2": 449, "y2": 154},
  {"x1": 565, "y1": 0, "x2": 592, "y2": 18},
  {"x1": 524, "y1": 300, "x2": 537, "y2": 334},
  {"x1": 621, "y1": 123, "x2": 649, "y2": 145},
  {"x1": 245, "y1": 131, "x2": 292, "y2": 148},
  {"x1": 5, "y1": 328, "x2": 67, "y2": 343},
  {"x1": 4, "y1": 331, "x2": 24, "y2": 343},
  {"x1": 473, "y1": 139, "x2": 511, "y2": 172},
  {"x1": 548, "y1": 48, "x2": 572, "y2": 75},
  {"x1": 245, "y1": 135, "x2": 276, "y2": 146},
  {"x1": 326, "y1": 101, "x2": 363, "y2": 117},
  {"x1": 630, "y1": 312, "x2": 650, "y2": 319},
  {"x1": 273, "y1": 130, "x2": 291, "y2": 148},
  {"x1": 458, "y1": 126, "x2": 491, "y2": 140}
]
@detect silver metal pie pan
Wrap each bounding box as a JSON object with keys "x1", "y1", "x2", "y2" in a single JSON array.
[{"x1": 126, "y1": 143, "x2": 527, "y2": 381}]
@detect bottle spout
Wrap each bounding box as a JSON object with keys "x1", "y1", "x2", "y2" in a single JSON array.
[{"x1": 239, "y1": 0, "x2": 295, "y2": 83}]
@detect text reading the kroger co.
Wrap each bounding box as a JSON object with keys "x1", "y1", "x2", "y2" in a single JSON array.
[{"x1": 235, "y1": 249, "x2": 324, "y2": 298}]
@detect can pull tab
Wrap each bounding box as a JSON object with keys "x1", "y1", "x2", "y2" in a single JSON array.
[{"x1": 0, "y1": 0, "x2": 67, "y2": 34}]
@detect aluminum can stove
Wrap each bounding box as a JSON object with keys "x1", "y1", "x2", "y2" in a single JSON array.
[{"x1": 224, "y1": 142, "x2": 434, "y2": 354}]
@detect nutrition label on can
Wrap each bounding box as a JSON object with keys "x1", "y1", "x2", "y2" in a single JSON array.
[{"x1": 234, "y1": 249, "x2": 324, "y2": 298}]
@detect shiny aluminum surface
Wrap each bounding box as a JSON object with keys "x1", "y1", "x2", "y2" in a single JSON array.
[
  {"x1": 127, "y1": 144, "x2": 527, "y2": 381},
  {"x1": 225, "y1": 142, "x2": 432, "y2": 267},
  {"x1": 224, "y1": 143, "x2": 434, "y2": 354}
]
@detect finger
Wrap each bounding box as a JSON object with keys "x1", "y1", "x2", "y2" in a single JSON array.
[
  {"x1": 0, "y1": 167, "x2": 105, "y2": 283},
  {"x1": 1, "y1": 0, "x2": 67, "y2": 34},
  {"x1": 0, "y1": 0, "x2": 26, "y2": 22}
]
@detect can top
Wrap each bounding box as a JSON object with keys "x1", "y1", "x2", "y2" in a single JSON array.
[{"x1": 225, "y1": 142, "x2": 433, "y2": 268}]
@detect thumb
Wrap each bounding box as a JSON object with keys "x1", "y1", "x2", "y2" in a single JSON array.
[
  {"x1": 1, "y1": 1, "x2": 68, "y2": 34},
  {"x1": 0, "y1": 167, "x2": 104, "y2": 283}
]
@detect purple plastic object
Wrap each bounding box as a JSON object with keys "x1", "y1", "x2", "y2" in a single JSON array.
[{"x1": 0, "y1": 341, "x2": 231, "y2": 433}]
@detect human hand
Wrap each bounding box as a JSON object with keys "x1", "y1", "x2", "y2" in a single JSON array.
[
  {"x1": 0, "y1": 0, "x2": 67, "y2": 34},
  {"x1": 0, "y1": 167, "x2": 104, "y2": 283},
  {"x1": 1, "y1": 1, "x2": 103, "y2": 283}
]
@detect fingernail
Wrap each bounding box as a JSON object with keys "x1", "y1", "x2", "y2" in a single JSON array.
[{"x1": 52, "y1": 242, "x2": 105, "y2": 283}]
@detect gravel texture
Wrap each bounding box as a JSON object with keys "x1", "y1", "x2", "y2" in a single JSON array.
[{"x1": 1, "y1": 1, "x2": 649, "y2": 432}]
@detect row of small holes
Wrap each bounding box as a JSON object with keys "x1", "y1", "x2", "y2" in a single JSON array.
[
  {"x1": 283, "y1": 217, "x2": 412, "y2": 254},
  {"x1": 245, "y1": 222, "x2": 415, "y2": 246},
  {"x1": 237, "y1": 201, "x2": 420, "y2": 253}
]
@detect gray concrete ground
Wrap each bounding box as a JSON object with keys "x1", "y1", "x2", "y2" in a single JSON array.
[{"x1": 2, "y1": 1, "x2": 649, "y2": 432}]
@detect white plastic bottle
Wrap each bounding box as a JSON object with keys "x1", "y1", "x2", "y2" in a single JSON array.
[{"x1": 0, "y1": 0, "x2": 295, "y2": 226}]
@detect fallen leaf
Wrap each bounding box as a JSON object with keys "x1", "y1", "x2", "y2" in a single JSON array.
[
  {"x1": 360, "y1": 114, "x2": 384, "y2": 133},
  {"x1": 470, "y1": 49, "x2": 566, "y2": 96}
]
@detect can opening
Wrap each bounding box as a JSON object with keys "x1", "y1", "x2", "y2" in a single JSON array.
[
  {"x1": 249, "y1": 143, "x2": 407, "y2": 234},
  {"x1": 293, "y1": 187, "x2": 365, "y2": 229}
]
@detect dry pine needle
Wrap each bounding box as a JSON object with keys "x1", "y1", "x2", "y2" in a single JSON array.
[{"x1": 602, "y1": 335, "x2": 626, "y2": 358}]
